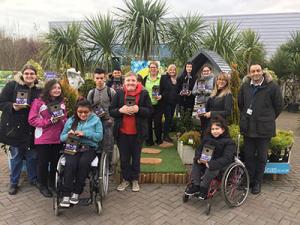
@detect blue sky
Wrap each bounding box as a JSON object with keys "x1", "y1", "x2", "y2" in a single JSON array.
[{"x1": 1, "y1": 0, "x2": 300, "y2": 37}]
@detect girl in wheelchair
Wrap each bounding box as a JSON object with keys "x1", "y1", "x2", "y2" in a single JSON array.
[
  {"x1": 185, "y1": 115, "x2": 235, "y2": 199},
  {"x1": 59, "y1": 100, "x2": 103, "y2": 207}
]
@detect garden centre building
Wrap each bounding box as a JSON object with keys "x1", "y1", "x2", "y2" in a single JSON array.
[{"x1": 49, "y1": 12, "x2": 300, "y2": 59}]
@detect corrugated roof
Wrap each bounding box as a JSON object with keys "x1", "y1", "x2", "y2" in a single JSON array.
[{"x1": 49, "y1": 12, "x2": 300, "y2": 59}]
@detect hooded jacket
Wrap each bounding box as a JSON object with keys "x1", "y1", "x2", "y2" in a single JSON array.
[
  {"x1": 238, "y1": 73, "x2": 284, "y2": 137},
  {"x1": 109, "y1": 83, "x2": 152, "y2": 140},
  {"x1": 194, "y1": 133, "x2": 235, "y2": 171},
  {"x1": 60, "y1": 113, "x2": 103, "y2": 148},
  {"x1": 28, "y1": 98, "x2": 67, "y2": 145},
  {"x1": 0, "y1": 74, "x2": 41, "y2": 147}
]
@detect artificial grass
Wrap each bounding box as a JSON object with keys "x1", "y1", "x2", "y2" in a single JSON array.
[{"x1": 140, "y1": 143, "x2": 187, "y2": 173}]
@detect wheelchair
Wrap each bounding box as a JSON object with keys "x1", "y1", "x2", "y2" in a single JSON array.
[
  {"x1": 183, "y1": 135, "x2": 250, "y2": 215},
  {"x1": 53, "y1": 149, "x2": 110, "y2": 216}
]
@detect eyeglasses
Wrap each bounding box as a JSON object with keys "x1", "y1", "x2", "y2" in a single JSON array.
[
  {"x1": 149, "y1": 66, "x2": 157, "y2": 69},
  {"x1": 24, "y1": 72, "x2": 36, "y2": 76},
  {"x1": 202, "y1": 70, "x2": 210, "y2": 73},
  {"x1": 77, "y1": 110, "x2": 90, "y2": 114}
]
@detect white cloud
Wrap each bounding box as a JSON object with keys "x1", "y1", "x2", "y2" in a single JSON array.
[{"x1": 0, "y1": 0, "x2": 300, "y2": 37}]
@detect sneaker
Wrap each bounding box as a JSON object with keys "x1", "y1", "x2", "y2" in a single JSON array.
[
  {"x1": 198, "y1": 186, "x2": 208, "y2": 200},
  {"x1": 70, "y1": 193, "x2": 79, "y2": 204},
  {"x1": 116, "y1": 180, "x2": 130, "y2": 191},
  {"x1": 132, "y1": 180, "x2": 140, "y2": 192},
  {"x1": 60, "y1": 196, "x2": 70, "y2": 208},
  {"x1": 185, "y1": 184, "x2": 200, "y2": 196},
  {"x1": 8, "y1": 184, "x2": 18, "y2": 195}
]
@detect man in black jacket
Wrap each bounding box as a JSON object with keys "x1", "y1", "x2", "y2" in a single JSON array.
[{"x1": 238, "y1": 64, "x2": 283, "y2": 194}]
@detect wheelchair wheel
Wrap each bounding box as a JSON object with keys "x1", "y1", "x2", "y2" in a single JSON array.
[
  {"x1": 53, "y1": 156, "x2": 64, "y2": 216},
  {"x1": 94, "y1": 193, "x2": 102, "y2": 215},
  {"x1": 221, "y1": 162, "x2": 249, "y2": 207},
  {"x1": 53, "y1": 196, "x2": 60, "y2": 216},
  {"x1": 205, "y1": 203, "x2": 211, "y2": 215},
  {"x1": 182, "y1": 194, "x2": 189, "y2": 203},
  {"x1": 99, "y1": 152, "x2": 109, "y2": 198}
]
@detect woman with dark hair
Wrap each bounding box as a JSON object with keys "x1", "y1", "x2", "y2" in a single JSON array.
[
  {"x1": 0, "y1": 64, "x2": 41, "y2": 195},
  {"x1": 59, "y1": 100, "x2": 102, "y2": 207},
  {"x1": 160, "y1": 64, "x2": 178, "y2": 142},
  {"x1": 177, "y1": 62, "x2": 196, "y2": 113},
  {"x1": 184, "y1": 115, "x2": 235, "y2": 199},
  {"x1": 192, "y1": 64, "x2": 215, "y2": 98},
  {"x1": 28, "y1": 79, "x2": 67, "y2": 197}
]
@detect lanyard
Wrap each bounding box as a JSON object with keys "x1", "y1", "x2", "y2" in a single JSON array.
[{"x1": 249, "y1": 85, "x2": 260, "y2": 109}]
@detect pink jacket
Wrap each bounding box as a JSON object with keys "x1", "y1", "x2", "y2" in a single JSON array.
[{"x1": 28, "y1": 98, "x2": 67, "y2": 145}]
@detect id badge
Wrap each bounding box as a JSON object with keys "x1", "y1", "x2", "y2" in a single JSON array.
[{"x1": 246, "y1": 108, "x2": 253, "y2": 115}]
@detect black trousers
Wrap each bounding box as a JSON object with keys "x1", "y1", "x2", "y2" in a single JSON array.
[
  {"x1": 191, "y1": 162, "x2": 224, "y2": 188},
  {"x1": 117, "y1": 134, "x2": 142, "y2": 181},
  {"x1": 62, "y1": 150, "x2": 96, "y2": 195},
  {"x1": 163, "y1": 103, "x2": 176, "y2": 137},
  {"x1": 35, "y1": 144, "x2": 61, "y2": 187},
  {"x1": 147, "y1": 104, "x2": 163, "y2": 143},
  {"x1": 244, "y1": 137, "x2": 270, "y2": 184}
]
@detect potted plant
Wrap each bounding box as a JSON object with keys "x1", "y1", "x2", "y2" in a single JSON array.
[
  {"x1": 269, "y1": 130, "x2": 294, "y2": 162},
  {"x1": 177, "y1": 130, "x2": 201, "y2": 164}
]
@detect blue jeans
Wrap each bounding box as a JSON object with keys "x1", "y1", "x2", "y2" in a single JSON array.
[{"x1": 9, "y1": 146, "x2": 37, "y2": 185}]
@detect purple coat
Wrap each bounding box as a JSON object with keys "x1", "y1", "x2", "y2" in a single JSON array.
[{"x1": 28, "y1": 98, "x2": 67, "y2": 145}]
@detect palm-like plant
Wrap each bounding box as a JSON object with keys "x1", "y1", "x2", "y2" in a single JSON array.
[
  {"x1": 270, "y1": 31, "x2": 300, "y2": 105},
  {"x1": 238, "y1": 29, "x2": 266, "y2": 75},
  {"x1": 165, "y1": 13, "x2": 206, "y2": 67},
  {"x1": 84, "y1": 13, "x2": 121, "y2": 72},
  {"x1": 203, "y1": 19, "x2": 241, "y2": 64},
  {"x1": 115, "y1": 0, "x2": 168, "y2": 60},
  {"x1": 269, "y1": 45, "x2": 292, "y2": 79},
  {"x1": 42, "y1": 22, "x2": 86, "y2": 74},
  {"x1": 284, "y1": 31, "x2": 300, "y2": 76}
]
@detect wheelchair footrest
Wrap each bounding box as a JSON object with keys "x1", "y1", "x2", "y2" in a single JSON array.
[{"x1": 78, "y1": 198, "x2": 92, "y2": 206}]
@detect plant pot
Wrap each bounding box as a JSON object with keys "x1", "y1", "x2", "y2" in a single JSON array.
[
  {"x1": 177, "y1": 140, "x2": 195, "y2": 164},
  {"x1": 287, "y1": 103, "x2": 299, "y2": 113}
]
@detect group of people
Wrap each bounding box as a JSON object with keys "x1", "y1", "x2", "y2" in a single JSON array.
[
  {"x1": 0, "y1": 61, "x2": 283, "y2": 208},
  {"x1": 184, "y1": 63, "x2": 283, "y2": 198}
]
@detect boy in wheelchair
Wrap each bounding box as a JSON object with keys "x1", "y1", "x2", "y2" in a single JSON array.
[
  {"x1": 59, "y1": 100, "x2": 103, "y2": 207},
  {"x1": 185, "y1": 115, "x2": 235, "y2": 199}
]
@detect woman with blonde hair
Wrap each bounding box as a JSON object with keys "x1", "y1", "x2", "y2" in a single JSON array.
[
  {"x1": 159, "y1": 64, "x2": 178, "y2": 142},
  {"x1": 201, "y1": 72, "x2": 233, "y2": 132}
]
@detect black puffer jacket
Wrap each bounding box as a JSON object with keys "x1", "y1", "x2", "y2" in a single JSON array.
[
  {"x1": 0, "y1": 75, "x2": 41, "y2": 147},
  {"x1": 238, "y1": 73, "x2": 283, "y2": 138},
  {"x1": 194, "y1": 134, "x2": 235, "y2": 171},
  {"x1": 109, "y1": 88, "x2": 152, "y2": 140}
]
